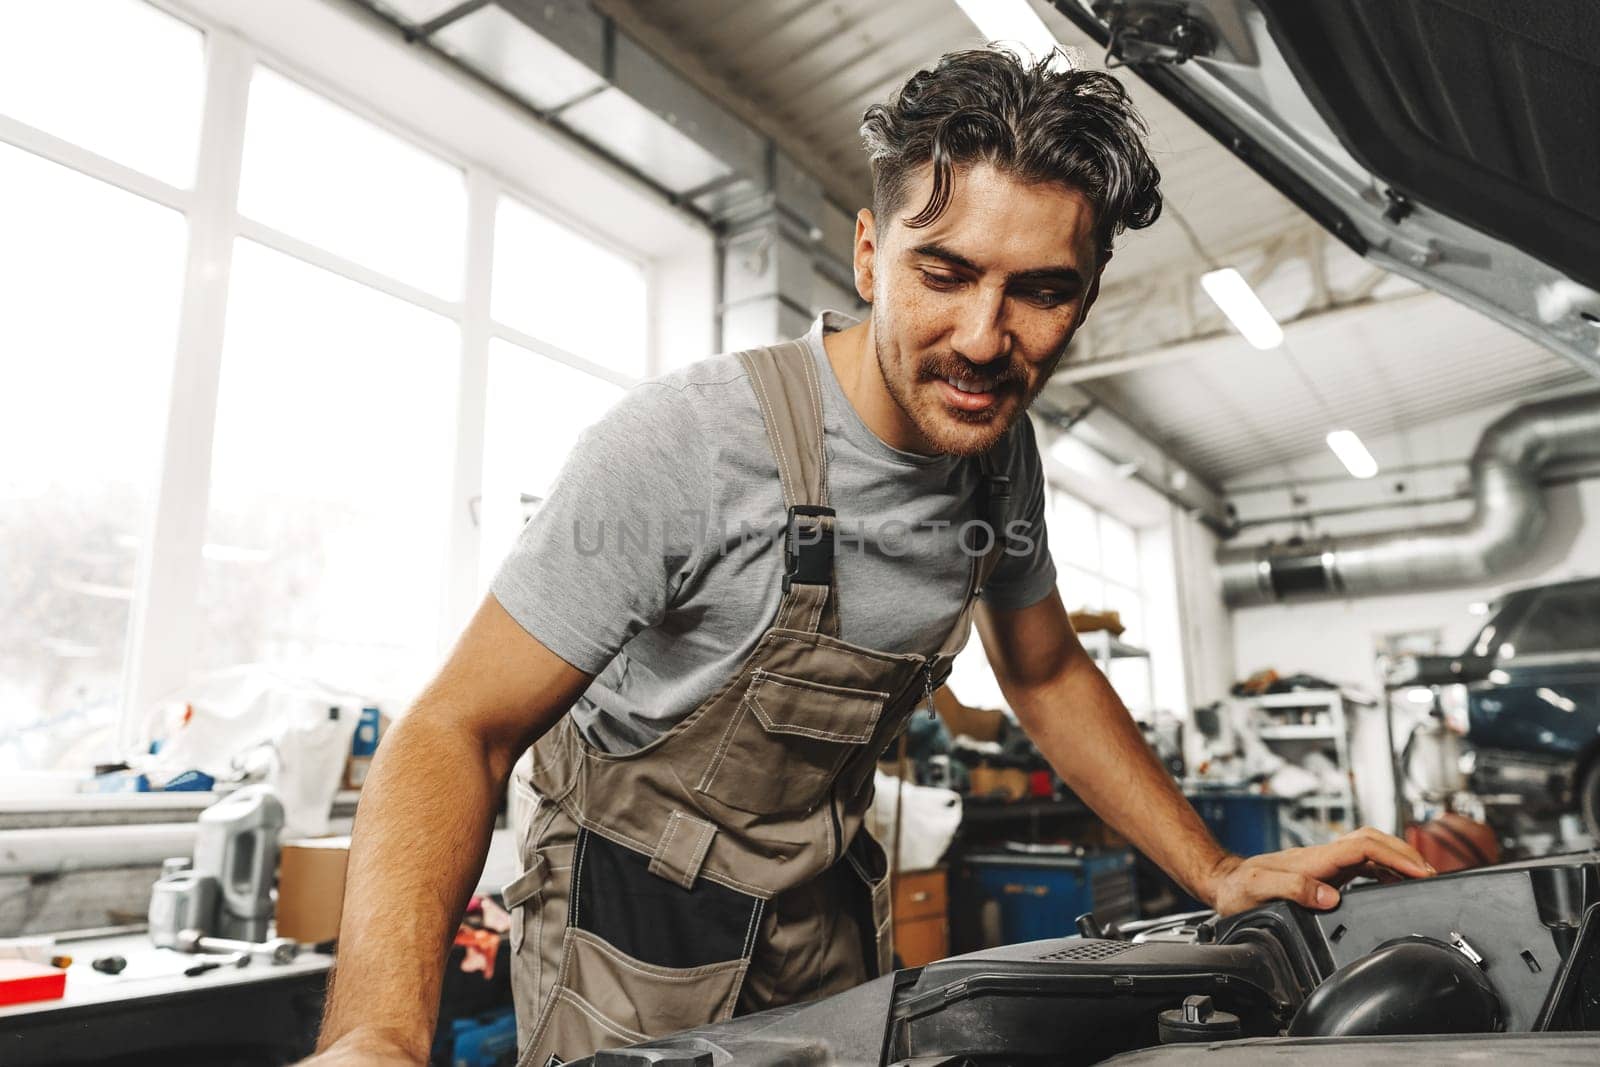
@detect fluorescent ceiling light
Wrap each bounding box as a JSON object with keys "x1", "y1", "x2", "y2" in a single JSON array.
[
  {"x1": 953, "y1": 0, "x2": 1069, "y2": 67},
  {"x1": 1325, "y1": 429, "x2": 1379, "y2": 479},
  {"x1": 1200, "y1": 267, "x2": 1283, "y2": 349}
]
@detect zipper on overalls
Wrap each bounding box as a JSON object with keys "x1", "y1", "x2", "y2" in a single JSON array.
[{"x1": 829, "y1": 787, "x2": 844, "y2": 860}]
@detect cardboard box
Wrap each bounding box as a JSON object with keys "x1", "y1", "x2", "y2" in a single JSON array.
[
  {"x1": 276, "y1": 836, "x2": 350, "y2": 944},
  {"x1": 1069, "y1": 609, "x2": 1124, "y2": 636},
  {"x1": 968, "y1": 765, "x2": 1029, "y2": 801},
  {"x1": 933, "y1": 687, "x2": 1006, "y2": 744}
]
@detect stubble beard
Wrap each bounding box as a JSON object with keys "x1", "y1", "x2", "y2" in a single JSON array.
[{"x1": 874, "y1": 329, "x2": 1058, "y2": 459}]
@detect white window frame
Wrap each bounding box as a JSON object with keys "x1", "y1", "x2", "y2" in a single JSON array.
[
  {"x1": 1047, "y1": 484, "x2": 1153, "y2": 715},
  {"x1": 1049, "y1": 484, "x2": 1146, "y2": 631},
  {"x1": 0, "y1": 0, "x2": 714, "y2": 787}
]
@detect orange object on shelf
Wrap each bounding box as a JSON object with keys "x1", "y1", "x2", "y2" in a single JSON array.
[
  {"x1": 0, "y1": 959, "x2": 67, "y2": 1006},
  {"x1": 1069, "y1": 610, "x2": 1124, "y2": 636},
  {"x1": 1405, "y1": 812, "x2": 1500, "y2": 873}
]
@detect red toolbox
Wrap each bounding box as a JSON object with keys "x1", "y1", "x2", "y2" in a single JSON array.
[{"x1": 0, "y1": 959, "x2": 67, "y2": 1006}]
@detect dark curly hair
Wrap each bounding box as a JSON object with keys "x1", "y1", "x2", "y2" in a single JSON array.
[{"x1": 860, "y1": 48, "x2": 1162, "y2": 260}]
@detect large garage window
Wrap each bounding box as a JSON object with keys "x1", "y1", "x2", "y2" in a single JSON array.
[
  {"x1": 238, "y1": 65, "x2": 467, "y2": 299},
  {"x1": 492, "y1": 195, "x2": 649, "y2": 376},
  {"x1": 196, "y1": 240, "x2": 460, "y2": 700},
  {"x1": 1051, "y1": 486, "x2": 1152, "y2": 715},
  {"x1": 0, "y1": 1, "x2": 664, "y2": 780},
  {"x1": 478, "y1": 339, "x2": 625, "y2": 591},
  {"x1": 0, "y1": 0, "x2": 204, "y2": 187},
  {"x1": 0, "y1": 144, "x2": 187, "y2": 775},
  {"x1": 1050, "y1": 490, "x2": 1144, "y2": 643},
  {"x1": 946, "y1": 479, "x2": 1154, "y2": 717}
]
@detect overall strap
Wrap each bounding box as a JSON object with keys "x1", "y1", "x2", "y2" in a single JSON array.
[
  {"x1": 973, "y1": 449, "x2": 1012, "y2": 595},
  {"x1": 934, "y1": 448, "x2": 1012, "y2": 657},
  {"x1": 736, "y1": 340, "x2": 840, "y2": 637}
]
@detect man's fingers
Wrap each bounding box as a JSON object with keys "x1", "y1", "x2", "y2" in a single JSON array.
[
  {"x1": 1351, "y1": 826, "x2": 1435, "y2": 876},
  {"x1": 1308, "y1": 833, "x2": 1435, "y2": 882},
  {"x1": 1349, "y1": 860, "x2": 1405, "y2": 885},
  {"x1": 1239, "y1": 863, "x2": 1339, "y2": 911}
]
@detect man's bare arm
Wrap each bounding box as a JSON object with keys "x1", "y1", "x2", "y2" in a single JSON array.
[
  {"x1": 976, "y1": 591, "x2": 1432, "y2": 914},
  {"x1": 306, "y1": 594, "x2": 593, "y2": 1064}
]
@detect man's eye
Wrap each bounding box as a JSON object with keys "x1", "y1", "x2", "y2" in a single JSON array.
[
  {"x1": 1020, "y1": 289, "x2": 1069, "y2": 307},
  {"x1": 920, "y1": 271, "x2": 961, "y2": 290}
]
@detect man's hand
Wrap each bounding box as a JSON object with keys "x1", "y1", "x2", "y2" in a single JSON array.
[{"x1": 1203, "y1": 826, "x2": 1438, "y2": 916}]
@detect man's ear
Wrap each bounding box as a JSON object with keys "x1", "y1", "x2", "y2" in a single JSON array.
[{"x1": 853, "y1": 208, "x2": 877, "y2": 304}]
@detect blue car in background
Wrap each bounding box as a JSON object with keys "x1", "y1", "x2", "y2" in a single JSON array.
[{"x1": 1427, "y1": 578, "x2": 1600, "y2": 835}]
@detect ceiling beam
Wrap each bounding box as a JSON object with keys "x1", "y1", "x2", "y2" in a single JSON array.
[
  {"x1": 1060, "y1": 227, "x2": 1417, "y2": 383},
  {"x1": 1058, "y1": 285, "x2": 1433, "y2": 384},
  {"x1": 590, "y1": 0, "x2": 870, "y2": 211}
]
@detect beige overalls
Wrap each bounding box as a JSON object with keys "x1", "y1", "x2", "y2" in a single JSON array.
[{"x1": 502, "y1": 339, "x2": 1010, "y2": 1065}]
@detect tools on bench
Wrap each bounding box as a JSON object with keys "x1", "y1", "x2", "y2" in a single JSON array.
[{"x1": 172, "y1": 929, "x2": 299, "y2": 966}]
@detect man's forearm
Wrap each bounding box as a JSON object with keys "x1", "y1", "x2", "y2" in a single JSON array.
[
  {"x1": 1012, "y1": 648, "x2": 1232, "y2": 905},
  {"x1": 316, "y1": 709, "x2": 506, "y2": 1059}
]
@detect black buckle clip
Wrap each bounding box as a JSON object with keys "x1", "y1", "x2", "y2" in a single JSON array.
[
  {"x1": 783, "y1": 505, "x2": 836, "y2": 591},
  {"x1": 982, "y1": 474, "x2": 1012, "y2": 513}
]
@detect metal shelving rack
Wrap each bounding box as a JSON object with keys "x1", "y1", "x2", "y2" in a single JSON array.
[{"x1": 1242, "y1": 690, "x2": 1358, "y2": 841}]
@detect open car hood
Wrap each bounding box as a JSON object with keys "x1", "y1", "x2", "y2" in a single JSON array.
[
  {"x1": 581, "y1": 851, "x2": 1600, "y2": 1064},
  {"x1": 1049, "y1": 0, "x2": 1600, "y2": 378}
]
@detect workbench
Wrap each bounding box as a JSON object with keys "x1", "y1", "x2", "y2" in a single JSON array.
[{"x1": 0, "y1": 929, "x2": 331, "y2": 1066}]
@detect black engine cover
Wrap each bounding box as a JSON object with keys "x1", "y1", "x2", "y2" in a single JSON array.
[{"x1": 582, "y1": 852, "x2": 1600, "y2": 1065}]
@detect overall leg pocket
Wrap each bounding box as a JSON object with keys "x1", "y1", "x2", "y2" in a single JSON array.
[
  {"x1": 525, "y1": 829, "x2": 764, "y2": 1066},
  {"x1": 507, "y1": 799, "x2": 574, "y2": 1054},
  {"x1": 529, "y1": 929, "x2": 747, "y2": 1064}
]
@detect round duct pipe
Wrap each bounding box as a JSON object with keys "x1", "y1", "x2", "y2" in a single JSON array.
[
  {"x1": 1220, "y1": 392, "x2": 1600, "y2": 606},
  {"x1": 1287, "y1": 937, "x2": 1503, "y2": 1037}
]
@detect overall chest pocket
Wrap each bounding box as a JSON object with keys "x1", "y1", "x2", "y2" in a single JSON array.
[{"x1": 697, "y1": 669, "x2": 889, "y2": 816}]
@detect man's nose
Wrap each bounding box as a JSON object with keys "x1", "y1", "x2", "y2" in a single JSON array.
[{"x1": 950, "y1": 287, "x2": 1010, "y2": 365}]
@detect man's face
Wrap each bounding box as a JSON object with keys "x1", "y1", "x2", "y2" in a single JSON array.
[{"x1": 854, "y1": 162, "x2": 1105, "y2": 457}]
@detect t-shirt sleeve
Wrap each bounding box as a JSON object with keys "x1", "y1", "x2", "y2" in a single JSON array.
[
  {"x1": 979, "y1": 415, "x2": 1058, "y2": 611},
  {"x1": 489, "y1": 382, "x2": 712, "y2": 675}
]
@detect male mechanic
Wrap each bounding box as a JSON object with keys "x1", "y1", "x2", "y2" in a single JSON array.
[{"x1": 308, "y1": 49, "x2": 1433, "y2": 1066}]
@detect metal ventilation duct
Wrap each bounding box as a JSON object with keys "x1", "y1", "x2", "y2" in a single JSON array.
[{"x1": 1220, "y1": 392, "x2": 1600, "y2": 606}]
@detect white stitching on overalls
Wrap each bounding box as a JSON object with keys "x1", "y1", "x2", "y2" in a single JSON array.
[
  {"x1": 684, "y1": 817, "x2": 714, "y2": 889},
  {"x1": 653, "y1": 813, "x2": 683, "y2": 878},
  {"x1": 572, "y1": 928, "x2": 745, "y2": 982},
  {"x1": 569, "y1": 829, "x2": 589, "y2": 930},
  {"x1": 557, "y1": 986, "x2": 650, "y2": 1042},
  {"x1": 794, "y1": 339, "x2": 828, "y2": 505},
  {"x1": 742, "y1": 896, "x2": 766, "y2": 959},
  {"x1": 696, "y1": 694, "x2": 751, "y2": 793}
]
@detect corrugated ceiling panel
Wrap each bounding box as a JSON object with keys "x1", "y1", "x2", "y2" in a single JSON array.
[
  {"x1": 580, "y1": 1, "x2": 1592, "y2": 487},
  {"x1": 1086, "y1": 293, "x2": 1589, "y2": 482}
]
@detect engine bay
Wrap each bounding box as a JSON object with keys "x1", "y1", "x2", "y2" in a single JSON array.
[{"x1": 583, "y1": 853, "x2": 1600, "y2": 1065}]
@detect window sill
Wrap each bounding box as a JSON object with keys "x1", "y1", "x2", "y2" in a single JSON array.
[{"x1": 0, "y1": 791, "x2": 363, "y2": 829}]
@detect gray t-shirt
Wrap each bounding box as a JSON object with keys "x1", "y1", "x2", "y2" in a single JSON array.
[{"x1": 491, "y1": 310, "x2": 1057, "y2": 752}]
